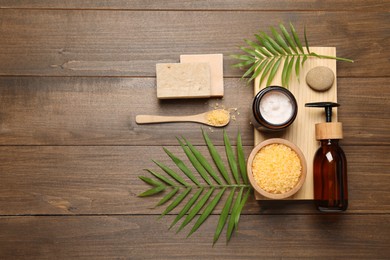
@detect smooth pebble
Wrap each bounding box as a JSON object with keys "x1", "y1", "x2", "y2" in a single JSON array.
[{"x1": 306, "y1": 66, "x2": 335, "y2": 91}]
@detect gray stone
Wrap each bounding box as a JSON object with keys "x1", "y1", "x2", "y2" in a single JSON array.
[{"x1": 306, "y1": 66, "x2": 335, "y2": 92}]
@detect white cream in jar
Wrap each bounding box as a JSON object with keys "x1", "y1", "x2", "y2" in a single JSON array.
[
  {"x1": 259, "y1": 91, "x2": 294, "y2": 125},
  {"x1": 251, "y1": 86, "x2": 298, "y2": 131}
]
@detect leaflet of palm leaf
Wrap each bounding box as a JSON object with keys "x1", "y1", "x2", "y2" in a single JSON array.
[
  {"x1": 138, "y1": 129, "x2": 252, "y2": 244},
  {"x1": 232, "y1": 22, "x2": 353, "y2": 88}
]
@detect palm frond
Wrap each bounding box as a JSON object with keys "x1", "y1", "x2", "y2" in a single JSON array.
[
  {"x1": 163, "y1": 147, "x2": 201, "y2": 186},
  {"x1": 232, "y1": 22, "x2": 354, "y2": 88},
  {"x1": 236, "y1": 131, "x2": 248, "y2": 184},
  {"x1": 169, "y1": 188, "x2": 204, "y2": 230},
  {"x1": 177, "y1": 188, "x2": 215, "y2": 233},
  {"x1": 213, "y1": 187, "x2": 236, "y2": 245},
  {"x1": 223, "y1": 130, "x2": 239, "y2": 184},
  {"x1": 188, "y1": 187, "x2": 226, "y2": 237},
  {"x1": 226, "y1": 187, "x2": 244, "y2": 242},
  {"x1": 202, "y1": 129, "x2": 231, "y2": 184},
  {"x1": 138, "y1": 130, "x2": 253, "y2": 244},
  {"x1": 177, "y1": 137, "x2": 212, "y2": 185},
  {"x1": 156, "y1": 187, "x2": 179, "y2": 207},
  {"x1": 226, "y1": 188, "x2": 251, "y2": 244},
  {"x1": 160, "y1": 187, "x2": 192, "y2": 217}
]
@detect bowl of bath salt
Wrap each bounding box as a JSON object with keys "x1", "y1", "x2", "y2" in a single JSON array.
[{"x1": 247, "y1": 138, "x2": 307, "y2": 199}]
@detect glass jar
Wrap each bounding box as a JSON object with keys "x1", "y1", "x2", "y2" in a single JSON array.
[{"x1": 251, "y1": 86, "x2": 298, "y2": 131}]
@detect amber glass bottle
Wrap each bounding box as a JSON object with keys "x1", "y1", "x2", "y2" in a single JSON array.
[
  {"x1": 306, "y1": 102, "x2": 348, "y2": 212},
  {"x1": 313, "y1": 139, "x2": 348, "y2": 211}
]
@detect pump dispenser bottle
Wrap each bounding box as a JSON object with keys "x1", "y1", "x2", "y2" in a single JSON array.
[{"x1": 305, "y1": 102, "x2": 348, "y2": 212}]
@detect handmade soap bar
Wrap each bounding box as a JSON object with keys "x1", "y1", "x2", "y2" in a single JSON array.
[
  {"x1": 180, "y1": 54, "x2": 224, "y2": 97},
  {"x1": 156, "y1": 63, "x2": 211, "y2": 99}
]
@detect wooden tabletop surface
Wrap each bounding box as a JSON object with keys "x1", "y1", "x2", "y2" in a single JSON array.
[{"x1": 1, "y1": 1, "x2": 389, "y2": 259}]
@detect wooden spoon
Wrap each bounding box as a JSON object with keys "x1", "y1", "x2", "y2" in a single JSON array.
[{"x1": 135, "y1": 109, "x2": 230, "y2": 127}]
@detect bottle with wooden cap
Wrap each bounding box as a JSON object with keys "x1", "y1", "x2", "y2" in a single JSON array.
[{"x1": 305, "y1": 102, "x2": 348, "y2": 212}]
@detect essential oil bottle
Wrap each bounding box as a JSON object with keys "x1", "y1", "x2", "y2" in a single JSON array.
[{"x1": 305, "y1": 102, "x2": 348, "y2": 212}]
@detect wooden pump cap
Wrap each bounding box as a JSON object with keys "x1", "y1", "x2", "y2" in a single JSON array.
[{"x1": 315, "y1": 122, "x2": 343, "y2": 140}]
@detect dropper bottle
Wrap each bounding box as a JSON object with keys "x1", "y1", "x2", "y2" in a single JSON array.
[{"x1": 305, "y1": 102, "x2": 348, "y2": 212}]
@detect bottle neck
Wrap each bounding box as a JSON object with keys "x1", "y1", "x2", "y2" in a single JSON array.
[{"x1": 320, "y1": 139, "x2": 339, "y2": 146}]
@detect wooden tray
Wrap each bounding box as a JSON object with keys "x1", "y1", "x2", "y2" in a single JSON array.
[{"x1": 253, "y1": 47, "x2": 337, "y2": 200}]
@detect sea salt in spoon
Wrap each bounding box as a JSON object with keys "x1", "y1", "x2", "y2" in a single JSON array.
[{"x1": 135, "y1": 109, "x2": 230, "y2": 127}]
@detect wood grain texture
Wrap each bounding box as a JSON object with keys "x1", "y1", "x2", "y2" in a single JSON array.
[
  {"x1": 0, "y1": 10, "x2": 388, "y2": 77},
  {"x1": 0, "y1": 77, "x2": 389, "y2": 146},
  {"x1": 0, "y1": 145, "x2": 388, "y2": 215},
  {"x1": 0, "y1": 3, "x2": 389, "y2": 259},
  {"x1": 1, "y1": 0, "x2": 388, "y2": 11},
  {"x1": 0, "y1": 215, "x2": 389, "y2": 259},
  {"x1": 254, "y1": 47, "x2": 338, "y2": 200}
]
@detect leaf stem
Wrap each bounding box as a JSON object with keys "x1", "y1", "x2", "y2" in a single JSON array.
[
  {"x1": 162, "y1": 184, "x2": 252, "y2": 189},
  {"x1": 311, "y1": 53, "x2": 354, "y2": 62},
  {"x1": 254, "y1": 53, "x2": 353, "y2": 63}
]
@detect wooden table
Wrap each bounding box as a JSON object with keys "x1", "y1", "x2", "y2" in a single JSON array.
[{"x1": 0, "y1": 1, "x2": 389, "y2": 259}]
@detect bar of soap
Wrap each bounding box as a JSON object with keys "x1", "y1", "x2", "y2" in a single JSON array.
[
  {"x1": 156, "y1": 63, "x2": 211, "y2": 99},
  {"x1": 306, "y1": 66, "x2": 335, "y2": 92},
  {"x1": 180, "y1": 54, "x2": 224, "y2": 97}
]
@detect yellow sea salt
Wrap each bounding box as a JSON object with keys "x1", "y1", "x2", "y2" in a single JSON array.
[
  {"x1": 206, "y1": 109, "x2": 230, "y2": 126},
  {"x1": 252, "y1": 143, "x2": 302, "y2": 194}
]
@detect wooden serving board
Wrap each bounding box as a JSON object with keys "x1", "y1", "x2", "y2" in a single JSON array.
[{"x1": 254, "y1": 47, "x2": 338, "y2": 200}]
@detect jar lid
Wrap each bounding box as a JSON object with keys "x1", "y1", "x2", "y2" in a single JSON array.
[{"x1": 315, "y1": 122, "x2": 343, "y2": 140}]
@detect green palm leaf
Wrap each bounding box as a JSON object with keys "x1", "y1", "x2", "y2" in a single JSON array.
[
  {"x1": 177, "y1": 188, "x2": 215, "y2": 233},
  {"x1": 156, "y1": 187, "x2": 179, "y2": 207},
  {"x1": 160, "y1": 187, "x2": 192, "y2": 217},
  {"x1": 188, "y1": 188, "x2": 226, "y2": 237},
  {"x1": 184, "y1": 137, "x2": 223, "y2": 185},
  {"x1": 223, "y1": 130, "x2": 239, "y2": 184},
  {"x1": 261, "y1": 32, "x2": 286, "y2": 55},
  {"x1": 240, "y1": 47, "x2": 258, "y2": 57},
  {"x1": 240, "y1": 60, "x2": 259, "y2": 79},
  {"x1": 304, "y1": 25, "x2": 310, "y2": 54},
  {"x1": 271, "y1": 26, "x2": 292, "y2": 55},
  {"x1": 177, "y1": 138, "x2": 212, "y2": 185},
  {"x1": 232, "y1": 188, "x2": 251, "y2": 231},
  {"x1": 240, "y1": 47, "x2": 264, "y2": 60},
  {"x1": 138, "y1": 176, "x2": 164, "y2": 187},
  {"x1": 236, "y1": 131, "x2": 248, "y2": 184},
  {"x1": 230, "y1": 54, "x2": 256, "y2": 62},
  {"x1": 290, "y1": 22, "x2": 304, "y2": 54},
  {"x1": 226, "y1": 188, "x2": 251, "y2": 243},
  {"x1": 302, "y1": 54, "x2": 308, "y2": 65},
  {"x1": 256, "y1": 46, "x2": 272, "y2": 58},
  {"x1": 213, "y1": 187, "x2": 236, "y2": 245},
  {"x1": 256, "y1": 34, "x2": 279, "y2": 56},
  {"x1": 279, "y1": 23, "x2": 298, "y2": 54},
  {"x1": 139, "y1": 130, "x2": 253, "y2": 244},
  {"x1": 295, "y1": 55, "x2": 301, "y2": 80},
  {"x1": 267, "y1": 56, "x2": 282, "y2": 86},
  {"x1": 202, "y1": 129, "x2": 231, "y2": 184},
  {"x1": 285, "y1": 56, "x2": 295, "y2": 87},
  {"x1": 169, "y1": 188, "x2": 204, "y2": 229},
  {"x1": 145, "y1": 169, "x2": 176, "y2": 187},
  {"x1": 153, "y1": 160, "x2": 190, "y2": 187},
  {"x1": 226, "y1": 187, "x2": 244, "y2": 242},
  {"x1": 281, "y1": 56, "x2": 290, "y2": 87},
  {"x1": 138, "y1": 185, "x2": 166, "y2": 197},
  {"x1": 247, "y1": 59, "x2": 266, "y2": 84},
  {"x1": 232, "y1": 59, "x2": 254, "y2": 68},
  {"x1": 244, "y1": 39, "x2": 261, "y2": 49},
  {"x1": 259, "y1": 58, "x2": 275, "y2": 86},
  {"x1": 163, "y1": 147, "x2": 201, "y2": 186},
  {"x1": 233, "y1": 22, "x2": 353, "y2": 88}
]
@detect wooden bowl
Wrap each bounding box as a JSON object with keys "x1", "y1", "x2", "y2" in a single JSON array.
[{"x1": 247, "y1": 138, "x2": 307, "y2": 199}]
